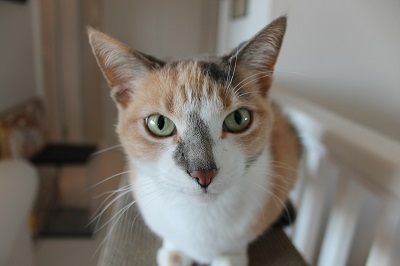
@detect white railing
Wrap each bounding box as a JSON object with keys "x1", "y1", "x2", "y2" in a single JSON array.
[{"x1": 272, "y1": 89, "x2": 400, "y2": 266}]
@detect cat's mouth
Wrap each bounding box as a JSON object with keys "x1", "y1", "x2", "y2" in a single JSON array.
[{"x1": 178, "y1": 185, "x2": 220, "y2": 204}]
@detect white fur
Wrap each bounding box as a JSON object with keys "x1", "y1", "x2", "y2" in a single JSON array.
[{"x1": 130, "y1": 97, "x2": 273, "y2": 265}]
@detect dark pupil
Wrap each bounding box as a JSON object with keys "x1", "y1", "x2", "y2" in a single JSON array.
[
  {"x1": 157, "y1": 116, "x2": 165, "y2": 130},
  {"x1": 234, "y1": 111, "x2": 242, "y2": 124}
]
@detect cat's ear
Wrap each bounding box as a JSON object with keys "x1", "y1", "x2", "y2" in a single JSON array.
[
  {"x1": 87, "y1": 27, "x2": 164, "y2": 107},
  {"x1": 230, "y1": 16, "x2": 287, "y2": 95}
]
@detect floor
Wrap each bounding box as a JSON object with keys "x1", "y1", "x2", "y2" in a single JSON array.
[
  {"x1": 35, "y1": 234, "x2": 105, "y2": 266},
  {"x1": 34, "y1": 149, "x2": 125, "y2": 266}
]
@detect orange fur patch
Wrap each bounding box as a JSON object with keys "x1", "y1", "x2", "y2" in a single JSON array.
[
  {"x1": 250, "y1": 104, "x2": 300, "y2": 235},
  {"x1": 169, "y1": 252, "x2": 183, "y2": 265}
]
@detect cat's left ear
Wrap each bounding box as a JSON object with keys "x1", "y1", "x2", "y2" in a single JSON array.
[
  {"x1": 230, "y1": 16, "x2": 287, "y2": 96},
  {"x1": 88, "y1": 27, "x2": 164, "y2": 107}
]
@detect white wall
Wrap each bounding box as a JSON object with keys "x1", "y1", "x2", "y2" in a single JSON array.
[
  {"x1": 273, "y1": 0, "x2": 400, "y2": 141},
  {"x1": 0, "y1": 1, "x2": 37, "y2": 113},
  {"x1": 217, "y1": 0, "x2": 400, "y2": 141}
]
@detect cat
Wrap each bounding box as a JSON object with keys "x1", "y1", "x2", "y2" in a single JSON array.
[{"x1": 88, "y1": 16, "x2": 300, "y2": 266}]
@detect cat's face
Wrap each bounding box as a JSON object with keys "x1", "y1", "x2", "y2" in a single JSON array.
[
  {"x1": 116, "y1": 61, "x2": 273, "y2": 201},
  {"x1": 89, "y1": 17, "x2": 286, "y2": 202}
]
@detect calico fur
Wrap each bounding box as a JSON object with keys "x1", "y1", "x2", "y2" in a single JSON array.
[{"x1": 89, "y1": 16, "x2": 300, "y2": 266}]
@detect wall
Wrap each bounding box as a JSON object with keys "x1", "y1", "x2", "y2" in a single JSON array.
[
  {"x1": 217, "y1": 0, "x2": 400, "y2": 141},
  {"x1": 0, "y1": 1, "x2": 37, "y2": 113},
  {"x1": 273, "y1": 0, "x2": 400, "y2": 141}
]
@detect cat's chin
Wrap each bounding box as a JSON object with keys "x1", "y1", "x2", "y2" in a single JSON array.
[{"x1": 190, "y1": 190, "x2": 220, "y2": 205}]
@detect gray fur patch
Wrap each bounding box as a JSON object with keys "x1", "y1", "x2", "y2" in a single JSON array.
[
  {"x1": 173, "y1": 112, "x2": 216, "y2": 172},
  {"x1": 198, "y1": 61, "x2": 228, "y2": 85},
  {"x1": 245, "y1": 153, "x2": 262, "y2": 170}
]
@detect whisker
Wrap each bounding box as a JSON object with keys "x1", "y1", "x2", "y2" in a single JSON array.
[
  {"x1": 90, "y1": 179, "x2": 165, "y2": 226},
  {"x1": 232, "y1": 70, "x2": 309, "y2": 97},
  {"x1": 234, "y1": 73, "x2": 273, "y2": 96},
  {"x1": 246, "y1": 170, "x2": 292, "y2": 194},
  {"x1": 265, "y1": 181, "x2": 291, "y2": 195},
  {"x1": 236, "y1": 90, "x2": 263, "y2": 98},
  {"x1": 270, "y1": 161, "x2": 298, "y2": 172},
  {"x1": 92, "y1": 184, "x2": 132, "y2": 199},
  {"x1": 270, "y1": 192, "x2": 292, "y2": 227},
  {"x1": 94, "y1": 199, "x2": 136, "y2": 234},
  {"x1": 225, "y1": 53, "x2": 233, "y2": 87},
  {"x1": 248, "y1": 192, "x2": 266, "y2": 224},
  {"x1": 91, "y1": 180, "x2": 167, "y2": 249},
  {"x1": 90, "y1": 144, "x2": 123, "y2": 157},
  {"x1": 250, "y1": 181, "x2": 292, "y2": 227},
  {"x1": 90, "y1": 184, "x2": 132, "y2": 221},
  {"x1": 232, "y1": 71, "x2": 273, "y2": 93},
  {"x1": 89, "y1": 189, "x2": 132, "y2": 227},
  {"x1": 88, "y1": 170, "x2": 134, "y2": 190},
  {"x1": 92, "y1": 197, "x2": 136, "y2": 259},
  {"x1": 269, "y1": 170, "x2": 295, "y2": 184},
  {"x1": 227, "y1": 47, "x2": 240, "y2": 89},
  {"x1": 247, "y1": 167, "x2": 294, "y2": 184},
  {"x1": 130, "y1": 189, "x2": 165, "y2": 232},
  {"x1": 91, "y1": 166, "x2": 179, "y2": 258}
]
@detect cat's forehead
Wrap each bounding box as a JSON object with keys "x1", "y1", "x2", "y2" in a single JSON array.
[
  {"x1": 164, "y1": 59, "x2": 229, "y2": 85},
  {"x1": 127, "y1": 58, "x2": 266, "y2": 122},
  {"x1": 141, "y1": 60, "x2": 236, "y2": 112},
  {"x1": 166, "y1": 57, "x2": 232, "y2": 86}
]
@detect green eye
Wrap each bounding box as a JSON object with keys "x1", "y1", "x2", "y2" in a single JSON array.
[
  {"x1": 223, "y1": 109, "x2": 251, "y2": 133},
  {"x1": 146, "y1": 115, "x2": 176, "y2": 137}
]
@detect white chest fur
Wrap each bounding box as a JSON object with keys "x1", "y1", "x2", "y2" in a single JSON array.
[{"x1": 132, "y1": 150, "x2": 271, "y2": 264}]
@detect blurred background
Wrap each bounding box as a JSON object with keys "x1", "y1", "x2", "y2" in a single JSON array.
[{"x1": 0, "y1": 0, "x2": 399, "y2": 265}]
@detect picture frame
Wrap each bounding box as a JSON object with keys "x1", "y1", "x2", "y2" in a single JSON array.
[{"x1": 231, "y1": 0, "x2": 248, "y2": 19}]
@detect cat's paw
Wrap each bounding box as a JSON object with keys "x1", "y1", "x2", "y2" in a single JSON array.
[
  {"x1": 157, "y1": 246, "x2": 193, "y2": 266},
  {"x1": 210, "y1": 253, "x2": 248, "y2": 266}
]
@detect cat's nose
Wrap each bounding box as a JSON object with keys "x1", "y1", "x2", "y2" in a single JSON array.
[{"x1": 189, "y1": 169, "x2": 218, "y2": 188}]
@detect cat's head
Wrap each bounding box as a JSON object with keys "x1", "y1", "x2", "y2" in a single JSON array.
[{"x1": 88, "y1": 17, "x2": 286, "y2": 202}]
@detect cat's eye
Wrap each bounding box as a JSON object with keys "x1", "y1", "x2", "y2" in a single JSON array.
[
  {"x1": 223, "y1": 109, "x2": 251, "y2": 133},
  {"x1": 146, "y1": 115, "x2": 176, "y2": 137}
]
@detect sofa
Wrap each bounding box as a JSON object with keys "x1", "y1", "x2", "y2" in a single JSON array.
[{"x1": 0, "y1": 159, "x2": 38, "y2": 266}]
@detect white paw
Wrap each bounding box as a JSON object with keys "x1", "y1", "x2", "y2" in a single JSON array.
[
  {"x1": 211, "y1": 253, "x2": 248, "y2": 266},
  {"x1": 157, "y1": 246, "x2": 193, "y2": 266}
]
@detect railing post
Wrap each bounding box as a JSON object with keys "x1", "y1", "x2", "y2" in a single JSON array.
[
  {"x1": 292, "y1": 150, "x2": 337, "y2": 265},
  {"x1": 273, "y1": 89, "x2": 400, "y2": 265},
  {"x1": 367, "y1": 199, "x2": 400, "y2": 266},
  {"x1": 317, "y1": 169, "x2": 366, "y2": 266}
]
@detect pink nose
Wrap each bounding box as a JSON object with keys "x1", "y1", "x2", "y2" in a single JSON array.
[{"x1": 190, "y1": 169, "x2": 218, "y2": 188}]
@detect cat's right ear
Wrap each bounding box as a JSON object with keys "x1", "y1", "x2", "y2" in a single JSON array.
[{"x1": 87, "y1": 27, "x2": 164, "y2": 107}]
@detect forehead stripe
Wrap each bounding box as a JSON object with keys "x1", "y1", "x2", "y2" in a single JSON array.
[{"x1": 198, "y1": 61, "x2": 228, "y2": 85}]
